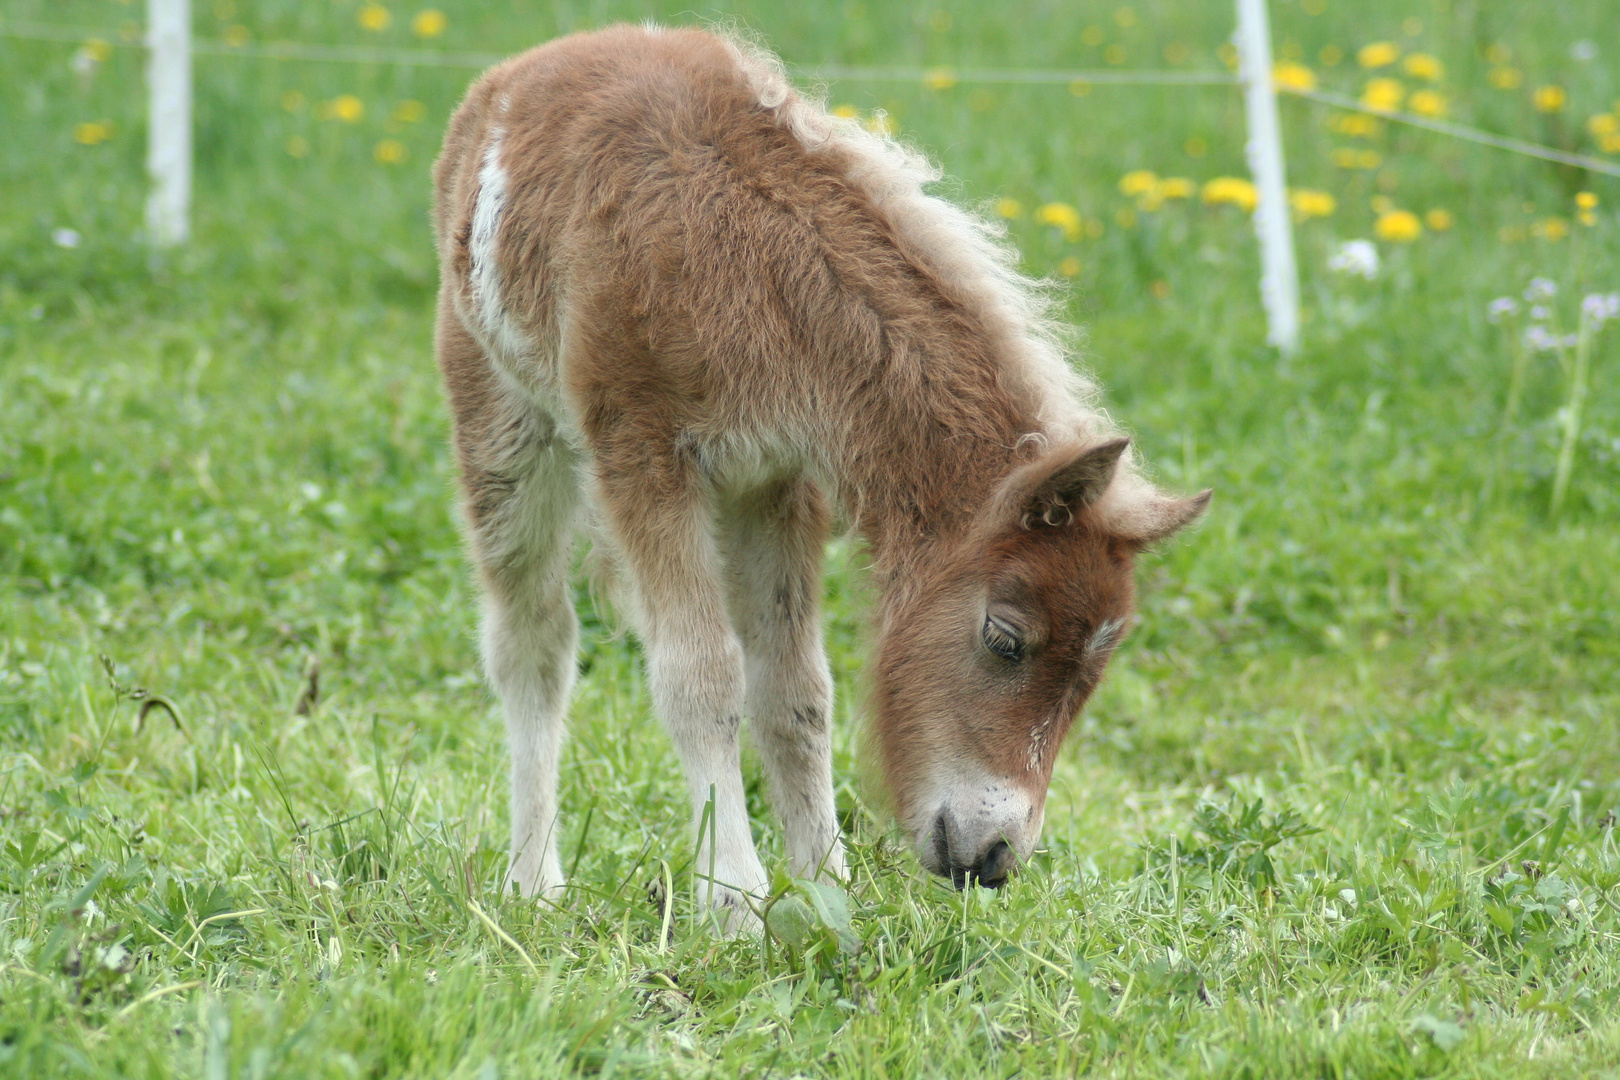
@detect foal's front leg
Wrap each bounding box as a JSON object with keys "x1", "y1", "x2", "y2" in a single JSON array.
[
  {"x1": 720, "y1": 479, "x2": 847, "y2": 883},
  {"x1": 591, "y1": 449, "x2": 769, "y2": 931}
]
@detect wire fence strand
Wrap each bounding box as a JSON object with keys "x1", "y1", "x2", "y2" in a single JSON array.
[
  {"x1": 1284, "y1": 86, "x2": 1620, "y2": 180},
  {"x1": 6, "y1": 19, "x2": 1619, "y2": 178}
]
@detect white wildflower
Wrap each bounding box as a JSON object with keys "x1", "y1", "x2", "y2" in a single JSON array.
[
  {"x1": 51, "y1": 228, "x2": 81, "y2": 249},
  {"x1": 1571, "y1": 40, "x2": 1598, "y2": 63},
  {"x1": 1487, "y1": 297, "x2": 1519, "y2": 322},
  {"x1": 1530, "y1": 305, "x2": 1550, "y2": 321},
  {"x1": 1524, "y1": 325, "x2": 1564, "y2": 352},
  {"x1": 1328, "y1": 239, "x2": 1379, "y2": 280},
  {"x1": 1581, "y1": 292, "x2": 1620, "y2": 327},
  {"x1": 70, "y1": 48, "x2": 100, "y2": 79},
  {"x1": 1524, "y1": 277, "x2": 1558, "y2": 301}
]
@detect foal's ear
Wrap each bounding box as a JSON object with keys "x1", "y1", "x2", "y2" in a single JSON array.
[
  {"x1": 1101, "y1": 487, "x2": 1213, "y2": 546},
  {"x1": 1002, "y1": 437, "x2": 1131, "y2": 529}
]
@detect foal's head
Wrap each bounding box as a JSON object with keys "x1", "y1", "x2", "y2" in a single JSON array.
[{"x1": 872, "y1": 437, "x2": 1209, "y2": 888}]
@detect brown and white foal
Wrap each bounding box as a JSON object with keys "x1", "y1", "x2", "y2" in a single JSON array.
[{"x1": 431, "y1": 25, "x2": 1207, "y2": 924}]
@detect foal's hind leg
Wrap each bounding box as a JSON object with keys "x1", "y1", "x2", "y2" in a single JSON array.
[
  {"x1": 439, "y1": 309, "x2": 580, "y2": 900},
  {"x1": 720, "y1": 479, "x2": 847, "y2": 883}
]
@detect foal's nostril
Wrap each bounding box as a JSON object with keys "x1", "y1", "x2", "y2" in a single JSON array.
[
  {"x1": 972, "y1": 839, "x2": 1016, "y2": 889},
  {"x1": 931, "y1": 809, "x2": 955, "y2": 877}
]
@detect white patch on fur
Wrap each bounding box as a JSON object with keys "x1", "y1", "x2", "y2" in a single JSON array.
[
  {"x1": 1083, "y1": 616, "x2": 1126, "y2": 667},
  {"x1": 468, "y1": 128, "x2": 535, "y2": 364},
  {"x1": 916, "y1": 771, "x2": 1039, "y2": 872}
]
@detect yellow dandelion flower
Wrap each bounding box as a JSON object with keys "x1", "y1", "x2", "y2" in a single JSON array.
[
  {"x1": 1357, "y1": 42, "x2": 1400, "y2": 69},
  {"x1": 329, "y1": 95, "x2": 364, "y2": 123},
  {"x1": 286, "y1": 135, "x2": 310, "y2": 158},
  {"x1": 83, "y1": 38, "x2": 112, "y2": 62},
  {"x1": 1358, "y1": 149, "x2": 1382, "y2": 168},
  {"x1": 1487, "y1": 67, "x2": 1522, "y2": 90},
  {"x1": 1370, "y1": 195, "x2": 1394, "y2": 214},
  {"x1": 995, "y1": 198, "x2": 1024, "y2": 219},
  {"x1": 1603, "y1": 132, "x2": 1620, "y2": 154},
  {"x1": 1119, "y1": 171, "x2": 1159, "y2": 197},
  {"x1": 1069, "y1": 79, "x2": 1092, "y2": 97},
  {"x1": 1531, "y1": 218, "x2": 1569, "y2": 240},
  {"x1": 1082, "y1": 25, "x2": 1105, "y2": 47},
  {"x1": 865, "y1": 112, "x2": 896, "y2": 136},
  {"x1": 1114, "y1": 7, "x2": 1137, "y2": 28},
  {"x1": 1115, "y1": 207, "x2": 1138, "y2": 228},
  {"x1": 1331, "y1": 113, "x2": 1380, "y2": 137},
  {"x1": 1532, "y1": 85, "x2": 1567, "y2": 113},
  {"x1": 358, "y1": 4, "x2": 390, "y2": 31},
  {"x1": 831, "y1": 104, "x2": 858, "y2": 119},
  {"x1": 1036, "y1": 202, "x2": 1083, "y2": 240},
  {"x1": 374, "y1": 139, "x2": 407, "y2": 164},
  {"x1": 1485, "y1": 44, "x2": 1511, "y2": 65},
  {"x1": 1201, "y1": 176, "x2": 1258, "y2": 212},
  {"x1": 922, "y1": 68, "x2": 957, "y2": 91},
  {"x1": 391, "y1": 100, "x2": 426, "y2": 123},
  {"x1": 1272, "y1": 61, "x2": 1316, "y2": 92},
  {"x1": 1402, "y1": 53, "x2": 1442, "y2": 81},
  {"x1": 281, "y1": 90, "x2": 306, "y2": 113},
  {"x1": 1330, "y1": 148, "x2": 1359, "y2": 168},
  {"x1": 1288, "y1": 189, "x2": 1336, "y2": 220},
  {"x1": 1217, "y1": 42, "x2": 1239, "y2": 69},
  {"x1": 1425, "y1": 209, "x2": 1454, "y2": 231},
  {"x1": 412, "y1": 9, "x2": 446, "y2": 37},
  {"x1": 1587, "y1": 114, "x2": 1618, "y2": 136},
  {"x1": 224, "y1": 24, "x2": 250, "y2": 46},
  {"x1": 1374, "y1": 209, "x2": 1422, "y2": 242},
  {"x1": 73, "y1": 120, "x2": 113, "y2": 145},
  {"x1": 1407, "y1": 90, "x2": 1447, "y2": 118},
  {"x1": 1319, "y1": 45, "x2": 1343, "y2": 66},
  {"x1": 1158, "y1": 177, "x2": 1194, "y2": 200},
  {"x1": 1360, "y1": 78, "x2": 1404, "y2": 112},
  {"x1": 1580, "y1": 210, "x2": 1597, "y2": 227},
  {"x1": 1058, "y1": 256, "x2": 1081, "y2": 277},
  {"x1": 1105, "y1": 45, "x2": 1127, "y2": 65}
]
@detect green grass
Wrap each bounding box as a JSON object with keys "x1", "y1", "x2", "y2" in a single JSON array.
[{"x1": 4, "y1": 0, "x2": 1620, "y2": 1075}]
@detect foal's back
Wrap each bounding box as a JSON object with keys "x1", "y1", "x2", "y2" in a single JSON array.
[{"x1": 434, "y1": 25, "x2": 918, "y2": 457}]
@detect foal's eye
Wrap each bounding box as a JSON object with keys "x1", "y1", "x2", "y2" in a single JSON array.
[{"x1": 982, "y1": 614, "x2": 1025, "y2": 662}]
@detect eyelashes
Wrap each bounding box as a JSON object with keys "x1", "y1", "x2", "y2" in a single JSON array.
[
  {"x1": 982, "y1": 614, "x2": 1026, "y2": 662},
  {"x1": 984, "y1": 612, "x2": 1126, "y2": 669}
]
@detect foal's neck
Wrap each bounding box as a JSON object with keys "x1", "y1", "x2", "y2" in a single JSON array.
[{"x1": 832, "y1": 323, "x2": 1039, "y2": 582}]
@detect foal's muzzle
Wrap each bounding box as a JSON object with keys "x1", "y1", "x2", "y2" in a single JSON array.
[{"x1": 932, "y1": 810, "x2": 1021, "y2": 889}]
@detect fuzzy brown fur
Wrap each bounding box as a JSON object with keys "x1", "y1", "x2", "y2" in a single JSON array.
[{"x1": 431, "y1": 24, "x2": 1208, "y2": 899}]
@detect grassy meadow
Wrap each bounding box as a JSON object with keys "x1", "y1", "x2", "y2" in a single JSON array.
[{"x1": 4, "y1": 0, "x2": 1620, "y2": 1075}]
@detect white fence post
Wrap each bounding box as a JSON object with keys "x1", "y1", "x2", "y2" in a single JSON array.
[
  {"x1": 146, "y1": 0, "x2": 191, "y2": 246},
  {"x1": 1235, "y1": 0, "x2": 1299, "y2": 354}
]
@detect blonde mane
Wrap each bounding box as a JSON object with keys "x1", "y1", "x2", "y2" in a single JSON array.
[{"x1": 718, "y1": 31, "x2": 1117, "y2": 453}]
